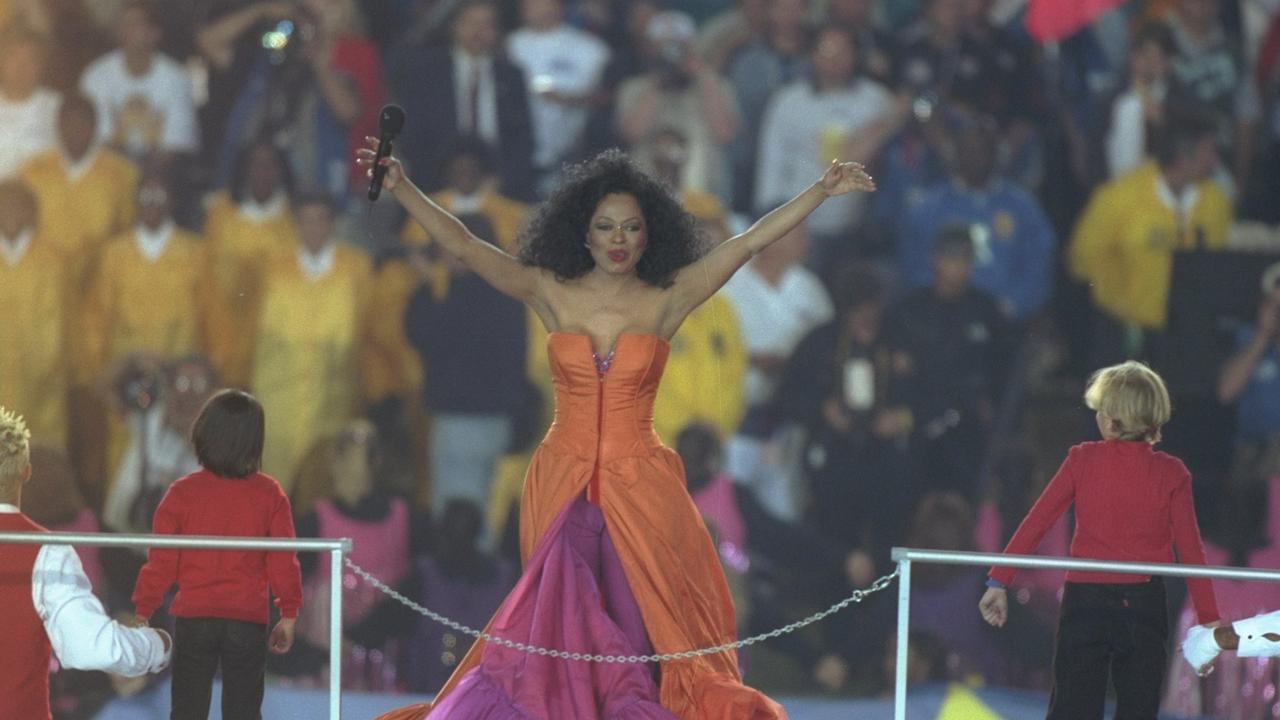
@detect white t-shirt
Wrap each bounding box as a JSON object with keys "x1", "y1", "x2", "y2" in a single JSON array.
[
  {"x1": 723, "y1": 264, "x2": 834, "y2": 405},
  {"x1": 506, "y1": 25, "x2": 609, "y2": 169},
  {"x1": 0, "y1": 87, "x2": 60, "y2": 179},
  {"x1": 755, "y1": 78, "x2": 893, "y2": 236},
  {"x1": 80, "y1": 49, "x2": 198, "y2": 155}
]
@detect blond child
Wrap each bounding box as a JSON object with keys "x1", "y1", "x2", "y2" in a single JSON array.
[{"x1": 978, "y1": 361, "x2": 1220, "y2": 719}]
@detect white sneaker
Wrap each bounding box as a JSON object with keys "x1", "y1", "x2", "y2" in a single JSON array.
[
  {"x1": 1233, "y1": 610, "x2": 1280, "y2": 658},
  {"x1": 1182, "y1": 624, "x2": 1221, "y2": 673}
]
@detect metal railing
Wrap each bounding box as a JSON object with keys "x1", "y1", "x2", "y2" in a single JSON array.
[
  {"x1": 0, "y1": 531, "x2": 352, "y2": 720},
  {"x1": 889, "y1": 548, "x2": 1280, "y2": 720}
]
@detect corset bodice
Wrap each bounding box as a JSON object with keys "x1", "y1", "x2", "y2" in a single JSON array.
[{"x1": 542, "y1": 332, "x2": 670, "y2": 463}]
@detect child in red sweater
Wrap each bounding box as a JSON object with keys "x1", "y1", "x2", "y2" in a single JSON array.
[
  {"x1": 978, "y1": 361, "x2": 1220, "y2": 719},
  {"x1": 132, "y1": 390, "x2": 303, "y2": 719}
]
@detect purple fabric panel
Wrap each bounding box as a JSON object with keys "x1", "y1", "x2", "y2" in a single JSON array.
[{"x1": 428, "y1": 498, "x2": 674, "y2": 719}]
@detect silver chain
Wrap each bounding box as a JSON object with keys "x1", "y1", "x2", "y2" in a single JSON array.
[{"x1": 343, "y1": 558, "x2": 898, "y2": 664}]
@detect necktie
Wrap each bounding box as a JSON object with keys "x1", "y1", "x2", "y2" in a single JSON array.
[{"x1": 467, "y1": 64, "x2": 481, "y2": 133}]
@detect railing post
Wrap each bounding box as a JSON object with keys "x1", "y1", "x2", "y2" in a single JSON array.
[
  {"x1": 330, "y1": 548, "x2": 343, "y2": 720},
  {"x1": 895, "y1": 558, "x2": 911, "y2": 720}
]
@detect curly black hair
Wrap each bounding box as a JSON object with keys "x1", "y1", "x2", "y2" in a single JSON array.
[{"x1": 518, "y1": 149, "x2": 704, "y2": 288}]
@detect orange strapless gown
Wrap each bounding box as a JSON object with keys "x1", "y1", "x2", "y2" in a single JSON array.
[{"x1": 378, "y1": 332, "x2": 785, "y2": 719}]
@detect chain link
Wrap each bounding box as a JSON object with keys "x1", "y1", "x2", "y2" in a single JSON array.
[{"x1": 343, "y1": 558, "x2": 898, "y2": 664}]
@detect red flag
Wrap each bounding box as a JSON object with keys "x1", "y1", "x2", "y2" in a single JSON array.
[{"x1": 1025, "y1": 0, "x2": 1127, "y2": 42}]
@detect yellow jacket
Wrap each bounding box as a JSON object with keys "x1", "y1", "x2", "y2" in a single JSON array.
[
  {"x1": 249, "y1": 243, "x2": 373, "y2": 488},
  {"x1": 0, "y1": 234, "x2": 71, "y2": 446},
  {"x1": 83, "y1": 228, "x2": 222, "y2": 382},
  {"x1": 1069, "y1": 162, "x2": 1231, "y2": 329},
  {"x1": 653, "y1": 293, "x2": 748, "y2": 443},
  {"x1": 400, "y1": 188, "x2": 529, "y2": 300},
  {"x1": 203, "y1": 192, "x2": 299, "y2": 385}
]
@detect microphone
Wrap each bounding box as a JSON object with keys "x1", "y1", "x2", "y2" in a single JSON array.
[{"x1": 368, "y1": 104, "x2": 406, "y2": 201}]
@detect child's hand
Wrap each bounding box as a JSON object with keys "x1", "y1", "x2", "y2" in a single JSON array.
[
  {"x1": 979, "y1": 587, "x2": 1008, "y2": 627},
  {"x1": 156, "y1": 628, "x2": 172, "y2": 653},
  {"x1": 1182, "y1": 624, "x2": 1221, "y2": 676},
  {"x1": 270, "y1": 617, "x2": 296, "y2": 654}
]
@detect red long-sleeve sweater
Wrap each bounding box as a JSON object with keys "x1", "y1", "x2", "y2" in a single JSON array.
[
  {"x1": 989, "y1": 440, "x2": 1220, "y2": 625},
  {"x1": 132, "y1": 470, "x2": 303, "y2": 624}
]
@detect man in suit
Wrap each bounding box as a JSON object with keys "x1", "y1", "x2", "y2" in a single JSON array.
[{"x1": 390, "y1": 0, "x2": 536, "y2": 200}]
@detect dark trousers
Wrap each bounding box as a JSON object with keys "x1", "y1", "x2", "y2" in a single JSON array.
[
  {"x1": 1047, "y1": 579, "x2": 1168, "y2": 720},
  {"x1": 172, "y1": 617, "x2": 267, "y2": 720}
]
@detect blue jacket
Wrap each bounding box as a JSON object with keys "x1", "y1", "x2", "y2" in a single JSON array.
[{"x1": 897, "y1": 179, "x2": 1056, "y2": 321}]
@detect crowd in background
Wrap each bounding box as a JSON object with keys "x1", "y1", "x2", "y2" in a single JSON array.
[{"x1": 2, "y1": 0, "x2": 1280, "y2": 716}]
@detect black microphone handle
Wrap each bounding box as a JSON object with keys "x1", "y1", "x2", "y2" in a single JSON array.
[{"x1": 368, "y1": 136, "x2": 395, "y2": 201}]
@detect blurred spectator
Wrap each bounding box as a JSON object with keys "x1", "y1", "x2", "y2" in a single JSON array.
[
  {"x1": 389, "y1": 0, "x2": 536, "y2": 200},
  {"x1": 653, "y1": 177, "x2": 748, "y2": 443},
  {"x1": 0, "y1": 26, "x2": 60, "y2": 179},
  {"x1": 825, "y1": 0, "x2": 896, "y2": 84},
  {"x1": 25, "y1": 444, "x2": 105, "y2": 593},
  {"x1": 295, "y1": 420, "x2": 426, "y2": 690},
  {"x1": 101, "y1": 355, "x2": 214, "y2": 534},
  {"x1": 79, "y1": 1, "x2": 197, "y2": 162},
  {"x1": 1105, "y1": 23, "x2": 1177, "y2": 179},
  {"x1": 1217, "y1": 268, "x2": 1280, "y2": 550},
  {"x1": 1068, "y1": 104, "x2": 1232, "y2": 365},
  {"x1": 0, "y1": 0, "x2": 51, "y2": 35},
  {"x1": 506, "y1": 0, "x2": 610, "y2": 191},
  {"x1": 617, "y1": 10, "x2": 740, "y2": 200},
  {"x1": 406, "y1": 499, "x2": 516, "y2": 692},
  {"x1": 755, "y1": 26, "x2": 896, "y2": 268},
  {"x1": 772, "y1": 265, "x2": 915, "y2": 556},
  {"x1": 577, "y1": 0, "x2": 662, "y2": 158},
  {"x1": 698, "y1": 0, "x2": 769, "y2": 73},
  {"x1": 886, "y1": 226, "x2": 1011, "y2": 500},
  {"x1": 676, "y1": 422, "x2": 750, "y2": 625},
  {"x1": 198, "y1": 0, "x2": 384, "y2": 200},
  {"x1": 1162, "y1": 0, "x2": 1261, "y2": 202},
  {"x1": 387, "y1": 137, "x2": 532, "y2": 498},
  {"x1": 83, "y1": 169, "x2": 220, "y2": 505},
  {"x1": 404, "y1": 208, "x2": 527, "y2": 531},
  {"x1": 898, "y1": 113, "x2": 1056, "y2": 323},
  {"x1": 866, "y1": 102, "x2": 953, "y2": 258},
  {"x1": 20, "y1": 93, "x2": 137, "y2": 512},
  {"x1": 723, "y1": 223, "x2": 833, "y2": 521},
  {"x1": 894, "y1": 0, "x2": 965, "y2": 107},
  {"x1": 204, "y1": 140, "x2": 297, "y2": 387},
  {"x1": 249, "y1": 191, "x2": 372, "y2": 490},
  {"x1": 724, "y1": 0, "x2": 811, "y2": 212},
  {"x1": 19, "y1": 93, "x2": 138, "y2": 289},
  {"x1": 906, "y1": 491, "x2": 1011, "y2": 684},
  {"x1": 0, "y1": 180, "x2": 70, "y2": 449}
]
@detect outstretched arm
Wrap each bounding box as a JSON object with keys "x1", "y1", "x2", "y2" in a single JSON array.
[
  {"x1": 357, "y1": 137, "x2": 542, "y2": 304},
  {"x1": 667, "y1": 161, "x2": 874, "y2": 321}
]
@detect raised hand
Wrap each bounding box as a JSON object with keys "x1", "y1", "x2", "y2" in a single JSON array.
[
  {"x1": 356, "y1": 136, "x2": 406, "y2": 193},
  {"x1": 819, "y1": 160, "x2": 876, "y2": 197}
]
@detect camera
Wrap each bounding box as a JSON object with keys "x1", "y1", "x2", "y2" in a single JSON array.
[
  {"x1": 261, "y1": 16, "x2": 315, "y2": 65},
  {"x1": 115, "y1": 359, "x2": 162, "y2": 412}
]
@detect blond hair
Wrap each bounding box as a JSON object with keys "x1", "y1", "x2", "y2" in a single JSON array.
[
  {"x1": 0, "y1": 406, "x2": 32, "y2": 495},
  {"x1": 1083, "y1": 361, "x2": 1172, "y2": 442}
]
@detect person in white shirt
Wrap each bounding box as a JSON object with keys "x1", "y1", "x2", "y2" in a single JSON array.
[
  {"x1": 722, "y1": 223, "x2": 834, "y2": 520},
  {"x1": 755, "y1": 26, "x2": 895, "y2": 264},
  {"x1": 0, "y1": 27, "x2": 61, "y2": 179},
  {"x1": 1106, "y1": 23, "x2": 1176, "y2": 179},
  {"x1": 0, "y1": 406, "x2": 170, "y2": 720},
  {"x1": 506, "y1": 0, "x2": 610, "y2": 188},
  {"x1": 79, "y1": 0, "x2": 198, "y2": 161}
]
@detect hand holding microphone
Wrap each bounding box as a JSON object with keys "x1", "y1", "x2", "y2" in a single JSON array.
[{"x1": 363, "y1": 103, "x2": 406, "y2": 201}]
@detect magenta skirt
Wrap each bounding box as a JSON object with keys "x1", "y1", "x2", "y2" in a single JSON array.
[{"x1": 428, "y1": 498, "x2": 677, "y2": 719}]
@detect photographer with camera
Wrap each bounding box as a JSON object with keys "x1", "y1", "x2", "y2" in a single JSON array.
[
  {"x1": 197, "y1": 0, "x2": 383, "y2": 201},
  {"x1": 617, "y1": 10, "x2": 739, "y2": 201},
  {"x1": 102, "y1": 354, "x2": 216, "y2": 535}
]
